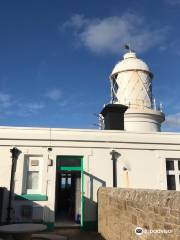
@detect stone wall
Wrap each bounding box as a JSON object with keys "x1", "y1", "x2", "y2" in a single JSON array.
[{"x1": 98, "y1": 188, "x2": 180, "y2": 240}]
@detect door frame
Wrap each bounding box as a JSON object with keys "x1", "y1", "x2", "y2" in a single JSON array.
[{"x1": 56, "y1": 155, "x2": 84, "y2": 227}]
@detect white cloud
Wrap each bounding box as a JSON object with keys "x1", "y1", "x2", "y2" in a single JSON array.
[
  {"x1": 61, "y1": 13, "x2": 168, "y2": 54},
  {"x1": 165, "y1": 113, "x2": 180, "y2": 127},
  {"x1": 45, "y1": 89, "x2": 62, "y2": 101},
  {"x1": 0, "y1": 92, "x2": 12, "y2": 108}
]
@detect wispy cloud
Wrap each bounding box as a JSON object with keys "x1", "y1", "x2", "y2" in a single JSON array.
[
  {"x1": 61, "y1": 13, "x2": 168, "y2": 54},
  {"x1": 45, "y1": 89, "x2": 62, "y2": 101},
  {"x1": 25, "y1": 103, "x2": 44, "y2": 112},
  {"x1": 0, "y1": 91, "x2": 45, "y2": 118},
  {"x1": 165, "y1": 113, "x2": 180, "y2": 127},
  {"x1": 165, "y1": 0, "x2": 180, "y2": 5},
  {"x1": 158, "y1": 39, "x2": 180, "y2": 56},
  {"x1": 13, "y1": 102, "x2": 45, "y2": 117},
  {"x1": 0, "y1": 92, "x2": 13, "y2": 108},
  {"x1": 62, "y1": 14, "x2": 88, "y2": 30},
  {"x1": 59, "y1": 100, "x2": 70, "y2": 107}
]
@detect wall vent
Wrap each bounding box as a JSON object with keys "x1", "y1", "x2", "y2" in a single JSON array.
[
  {"x1": 32, "y1": 206, "x2": 43, "y2": 221},
  {"x1": 21, "y1": 205, "x2": 32, "y2": 219}
]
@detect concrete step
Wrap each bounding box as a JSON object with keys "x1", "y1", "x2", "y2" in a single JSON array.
[{"x1": 31, "y1": 234, "x2": 67, "y2": 240}]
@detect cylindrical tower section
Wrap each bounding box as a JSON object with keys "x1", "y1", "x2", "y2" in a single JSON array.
[
  {"x1": 124, "y1": 108, "x2": 165, "y2": 132},
  {"x1": 109, "y1": 51, "x2": 165, "y2": 132},
  {"x1": 110, "y1": 52, "x2": 153, "y2": 109}
]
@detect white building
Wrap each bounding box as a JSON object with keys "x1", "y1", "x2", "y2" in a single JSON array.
[{"x1": 0, "y1": 50, "x2": 179, "y2": 230}]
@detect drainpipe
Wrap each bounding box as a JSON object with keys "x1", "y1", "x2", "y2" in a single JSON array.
[
  {"x1": 7, "y1": 147, "x2": 21, "y2": 224},
  {"x1": 110, "y1": 150, "x2": 121, "y2": 187}
]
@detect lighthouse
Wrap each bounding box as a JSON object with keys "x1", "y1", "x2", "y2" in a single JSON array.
[{"x1": 109, "y1": 48, "x2": 165, "y2": 132}]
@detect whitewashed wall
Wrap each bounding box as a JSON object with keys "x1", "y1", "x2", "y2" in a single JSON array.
[{"x1": 0, "y1": 126, "x2": 180, "y2": 224}]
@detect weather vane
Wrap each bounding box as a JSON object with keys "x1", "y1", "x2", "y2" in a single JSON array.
[{"x1": 124, "y1": 44, "x2": 132, "y2": 52}]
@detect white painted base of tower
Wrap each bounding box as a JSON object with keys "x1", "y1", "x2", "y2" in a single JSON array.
[{"x1": 124, "y1": 108, "x2": 165, "y2": 132}]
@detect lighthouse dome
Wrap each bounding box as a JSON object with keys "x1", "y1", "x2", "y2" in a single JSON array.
[{"x1": 110, "y1": 52, "x2": 153, "y2": 80}]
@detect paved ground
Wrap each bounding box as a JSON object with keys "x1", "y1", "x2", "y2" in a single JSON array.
[{"x1": 54, "y1": 228, "x2": 105, "y2": 240}]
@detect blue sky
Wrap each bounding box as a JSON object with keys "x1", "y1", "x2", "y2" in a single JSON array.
[{"x1": 0, "y1": 0, "x2": 180, "y2": 131}]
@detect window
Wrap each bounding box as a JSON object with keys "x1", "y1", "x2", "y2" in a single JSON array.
[
  {"x1": 26, "y1": 171, "x2": 39, "y2": 189},
  {"x1": 23, "y1": 156, "x2": 43, "y2": 194},
  {"x1": 61, "y1": 173, "x2": 72, "y2": 189},
  {"x1": 166, "y1": 159, "x2": 180, "y2": 191},
  {"x1": 167, "y1": 175, "x2": 176, "y2": 190},
  {"x1": 113, "y1": 79, "x2": 119, "y2": 93},
  {"x1": 111, "y1": 79, "x2": 118, "y2": 103},
  {"x1": 166, "y1": 160, "x2": 174, "y2": 170}
]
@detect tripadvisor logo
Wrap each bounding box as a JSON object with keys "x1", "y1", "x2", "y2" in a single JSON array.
[{"x1": 135, "y1": 227, "x2": 143, "y2": 236}]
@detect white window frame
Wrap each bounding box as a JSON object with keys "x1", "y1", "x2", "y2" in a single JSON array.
[
  {"x1": 166, "y1": 159, "x2": 180, "y2": 191},
  {"x1": 23, "y1": 155, "x2": 43, "y2": 194}
]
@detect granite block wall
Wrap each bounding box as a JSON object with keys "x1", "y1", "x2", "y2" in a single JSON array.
[{"x1": 98, "y1": 188, "x2": 180, "y2": 240}]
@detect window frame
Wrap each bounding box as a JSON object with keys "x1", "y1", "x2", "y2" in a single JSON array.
[
  {"x1": 23, "y1": 155, "x2": 43, "y2": 195},
  {"x1": 166, "y1": 159, "x2": 180, "y2": 191}
]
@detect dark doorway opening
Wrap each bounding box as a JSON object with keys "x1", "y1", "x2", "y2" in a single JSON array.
[{"x1": 55, "y1": 170, "x2": 81, "y2": 226}]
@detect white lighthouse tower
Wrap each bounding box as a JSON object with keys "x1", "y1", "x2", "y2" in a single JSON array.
[{"x1": 109, "y1": 48, "x2": 165, "y2": 132}]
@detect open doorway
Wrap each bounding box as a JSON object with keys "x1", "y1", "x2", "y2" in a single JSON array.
[{"x1": 55, "y1": 156, "x2": 83, "y2": 227}]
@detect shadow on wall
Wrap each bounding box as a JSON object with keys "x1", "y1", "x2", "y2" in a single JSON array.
[
  {"x1": 0, "y1": 172, "x2": 106, "y2": 231},
  {"x1": 84, "y1": 171, "x2": 106, "y2": 201},
  {"x1": 0, "y1": 187, "x2": 54, "y2": 231},
  {"x1": 0, "y1": 187, "x2": 8, "y2": 224},
  {"x1": 83, "y1": 172, "x2": 106, "y2": 230}
]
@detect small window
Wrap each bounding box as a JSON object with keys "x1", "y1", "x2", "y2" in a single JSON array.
[
  {"x1": 167, "y1": 175, "x2": 176, "y2": 190},
  {"x1": 166, "y1": 159, "x2": 180, "y2": 191},
  {"x1": 166, "y1": 160, "x2": 174, "y2": 170},
  {"x1": 61, "y1": 177, "x2": 66, "y2": 189},
  {"x1": 26, "y1": 171, "x2": 39, "y2": 190},
  {"x1": 61, "y1": 174, "x2": 72, "y2": 189},
  {"x1": 23, "y1": 155, "x2": 43, "y2": 194},
  {"x1": 67, "y1": 177, "x2": 71, "y2": 186},
  {"x1": 113, "y1": 79, "x2": 119, "y2": 93}
]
